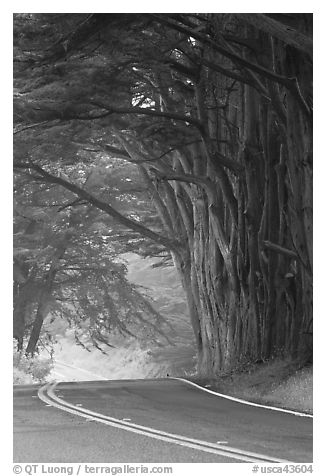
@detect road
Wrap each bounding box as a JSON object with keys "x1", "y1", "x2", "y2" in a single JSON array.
[{"x1": 13, "y1": 378, "x2": 313, "y2": 463}]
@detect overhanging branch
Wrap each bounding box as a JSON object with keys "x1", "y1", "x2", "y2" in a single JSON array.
[
  {"x1": 14, "y1": 161, "x2": 180, "y2": 252},
  {"x1": 236, "y1": 14, "x2": 312, "y2": 59},
  {"x1": 262, "y1": 240, "x2": 298, "y2": 259}
]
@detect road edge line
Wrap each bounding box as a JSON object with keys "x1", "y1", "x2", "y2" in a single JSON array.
[
  {"x1": 54, "y1": 360, "x2": 107, "y2": 380},
  {"x1": 37, "y1": 383, "x2": 256, "y2": 462},
  {"x1": 172, "y1": 377, "x2": 313, "y2": 418},
  {"x1": 38, "y1": 382, "x2": 289, "y2": 463}
]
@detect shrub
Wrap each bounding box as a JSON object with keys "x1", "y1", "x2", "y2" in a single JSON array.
[{"x1": 13, "y1": 352, "x2": 53, "y2": 384}]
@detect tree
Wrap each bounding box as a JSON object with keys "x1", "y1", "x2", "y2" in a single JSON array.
[
  {"x1": 13, "y1": 13, "x2": 313, "y2": 374},
  {"x1": 14, "y1": 171, "x2": 172, "y2": 355}
]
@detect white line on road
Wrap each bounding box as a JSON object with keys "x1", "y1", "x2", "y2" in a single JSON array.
[
  {"x1": 51, "y1": 371, "x2": 69, "y2": 380},
  {"x1": 55, "y1": 360, "x2": 107, "y2": 380},
  {"x1": 38, "y1": 382, "x2": 291, "y2": 464},
  {"x1": 173, "y1": 377, "x2": 313, "y2": 418}
]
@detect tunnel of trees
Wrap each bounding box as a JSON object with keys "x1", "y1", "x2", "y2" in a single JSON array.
[{"x1": 13, "y1": 13, "x2": 313, "y2": 375}]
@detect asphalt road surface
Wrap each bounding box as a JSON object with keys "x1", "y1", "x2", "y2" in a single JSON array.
[{"x1": 13, "y1": 378, "x2": 313, "y2": 463}]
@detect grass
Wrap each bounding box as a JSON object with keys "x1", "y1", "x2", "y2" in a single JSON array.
[
  {"x1": 191, "y1": 358, "x2": 313, "y2": 414},
  {"x1": 261, "y1": 365, "x2": 312, "y2": 413}
]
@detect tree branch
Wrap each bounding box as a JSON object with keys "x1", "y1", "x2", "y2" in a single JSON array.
[
  {"x1": 151, "y1": 15, "x2": 305, "y2": 90},
  {"x1": 262, "y1": 240, "x2": 298, "y2": 259},
  {"x1": 236, "y1": 14, "x2": 312, "y2": 59},
  {"x1": 13, "y1": 162, "x2": 180, "y2": 252}
]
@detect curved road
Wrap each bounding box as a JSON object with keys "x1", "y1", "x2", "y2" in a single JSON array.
[{"x1": 13, "y1": 378, "x2": 312, "y2": 463}]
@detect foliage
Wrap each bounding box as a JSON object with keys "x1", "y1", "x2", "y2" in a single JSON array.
[
  {"x1": 13, "y1": 172, "x2": 172, "y2": 355},
  {"x1": 13, "y1": 368, "x2": 34, "y2": 385},
  {"x1": 13, "y1": 351, "x2": 53, "y2": 383},
  {"x1": 13, "y1": 14, "x2": 313, "y2": 375}
]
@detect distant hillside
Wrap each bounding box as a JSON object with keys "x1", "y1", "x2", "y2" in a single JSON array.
[
  {"x1": 122, "y1": 253, "x2": 195, "y2": 374},
  {"x1": 45, "y1": 253, "x2": 196, "y2": 379},
  {"x1": 124, "y1": 253, "x2": 193, "y2": 339}
]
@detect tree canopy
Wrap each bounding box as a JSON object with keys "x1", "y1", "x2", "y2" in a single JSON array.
[
  {"x1": 13, "y1": 13, "x2": 313, "y2": 374},
  {"x1": 14, "y1": 166, "x2": 173, "y2": 355}
]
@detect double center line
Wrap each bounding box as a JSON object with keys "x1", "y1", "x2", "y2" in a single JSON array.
[{"x1": 38, "y1": 382, "x2": 290, "y2": 463}]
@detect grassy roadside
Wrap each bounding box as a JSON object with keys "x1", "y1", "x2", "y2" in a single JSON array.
[{"x1": 189, "y1": 359, "x2": 313, "y2": 415}]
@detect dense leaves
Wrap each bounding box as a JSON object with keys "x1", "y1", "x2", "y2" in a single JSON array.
[
  {"x1": 14, "y1": 172, "x2": 171, "y2": 355},
  {"x1": 13, "y1": 14, "x2": 312, "y2": 374}
]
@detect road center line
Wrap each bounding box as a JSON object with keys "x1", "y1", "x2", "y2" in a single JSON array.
[{"x1": 38, "y1": 382, "x2": 290, "y2": 463}]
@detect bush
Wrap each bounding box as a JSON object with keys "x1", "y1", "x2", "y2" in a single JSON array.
[
  {"x1": 13, "y1": 368, "x2": 34, "y2": 385},
  {"x1": 13, "y1": 352, "x2": 53, "y2": 384}
]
